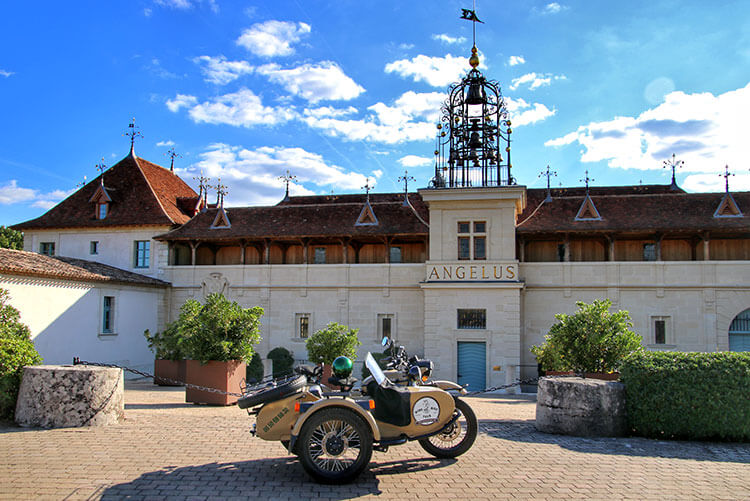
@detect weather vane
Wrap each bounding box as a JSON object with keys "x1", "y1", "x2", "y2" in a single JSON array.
[
  {"x1": 124, "y1": 118, "x2": 143, "y2": 152},
  {"x1": 166, "y1": 147, "x2": 181, "y2": 172},
  {"x1": 720, "y1": 165, "x2": 734, "y2": 193},
  {"x1": 539, "y1": 165, "x2": 557, "y2": 202},
  {"x1": 279, "y1": 170, "x2": 297, "y2": 201},
  {"x1": 460, "y1": 1, "x2": 483, "y2": 47},
  {"x1": 215, "y1": 178, "x2": 228, "y2": 207},
  {"x1": 362, "y1": 177, "x2": 373, "y2": 203},
  {"x1": 95, "y1": 158, "x2": 107, "y2": 186},
  {"x1": 194, "y1": 170, "x2": 210, "y2": 205},
  {"x1": 398, "y1": 170, "x2": 416, "y2": 206},
  {"x1": 663, "y1": 153, "x2": 684, "y2": 188},
  {"x1": 580, "y1": 170, "x2": 594, "y2": 194}
]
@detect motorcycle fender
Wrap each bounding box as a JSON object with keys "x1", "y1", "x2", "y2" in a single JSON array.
[
  {"x1": 431, "y1": 380, "x2": 467, "y2": 394},
  {"x1": 290, "y1": 399, "x2": 381, "y2": 442}
]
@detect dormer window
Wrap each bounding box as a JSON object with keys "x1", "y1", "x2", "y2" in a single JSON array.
[
  {"x1": 89, "y1": 183, "x2": 112, "y2": 220},
  {"x1": 98, "y1": 203, "x2": 108, "y2": 219}
]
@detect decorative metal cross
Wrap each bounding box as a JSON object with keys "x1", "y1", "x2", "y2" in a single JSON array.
[
  {"x1": 663, "y1": 153, "x2": 684, "y2": 187},
  {"x1": 194, "y1": 170, "x2": 210, "y2": 200},
  {"x1": 278, "y1": 170, "x2": 297, "y2": 200},
  {"x1": 215, "y1": 178, "x2": 228, "y2": 207},
  {"x1": 580, "y1": 170, "x2": 594, "y2": 194},
  {"x1": 720, "y1": 165, "x2": 734, "y2": 193},
  {"x1": 362, "y1": 177, "x2": 373, "y2": 202},
  {"x1": 166, "y1": 148, "x2": 181, "y2": 172},
  {"x1": 95, "y1": 158, "x2": 107, "y2": 186},
  {"x1": 539, "y1": 165, "x2": 557, "y2": 202},
  {"x1": 397, "y1": 170, "x2": 416, "y2": 206},
  {"x1": 124, "y1": 118, "x2": 143, "y2": 150}
]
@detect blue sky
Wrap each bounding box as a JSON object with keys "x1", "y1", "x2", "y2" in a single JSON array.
[{"x1": 2, "y1": 0, "x2": 749, "y2": 227}]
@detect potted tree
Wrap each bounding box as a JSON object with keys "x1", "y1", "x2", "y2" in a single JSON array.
[
  {"x1": 144, "y1": 324, "x2": 185, "y2": 386},
  {"x1": 531, "y1": 299, "x2": 643, "y2": 379},
  {"x1": 305, "y1": 322, "x2": 361, "y2": 384},
  {"x1": 177, "y1": 293, "x2": 263, "y2": 405}
]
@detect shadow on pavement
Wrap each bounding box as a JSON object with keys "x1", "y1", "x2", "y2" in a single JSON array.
[
  {"x1": 99, "y1": 456, "x2": 455, "y2": 500},
  {"x1": 479, "y1": 419, "x2": 750, "y2": 464}
]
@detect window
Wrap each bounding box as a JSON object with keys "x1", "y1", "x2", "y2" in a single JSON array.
[
  {"x1": 377, "y1": 313, "x2": 395, "y2": 340},
  {"x1": 314, "y1": 247, "x2": 326, "y2": 264},
  {"x1": 643, "y1": 243, "x2": 656, "y2": 261},
  {"x1": 457, "y1": 309, "x2": 486, "y2": 329},
  {"x1": 98, "y1": 203, "x2": 108, "y2": 219},
  {"x1": 102, "y1": 296, "x2": 115, "y2": 334},
  {"x1": 389, "y1": 246, "x2": 402, "y2": 263},
  {"x1": 651, "y1": 316, "x2": 671, "y2": 345},
  {"x1": 557, "y1": 244, "x2": 566, "y2": 262},
  {"x1": 296, "y1": 313, "x2": 310, "y2": 339},
  {"x1": 90, "y1": 241, "x2": 99, "y2": 255},
  {"x1": 39, "y1": 242, "x2": 55, "y2": 256},
  {"x1": 134, "y1": 240, "x2": 150, "y2": 268},
  {"x1": 457, "y1": 220, "x2": 486, "y2": 260}
]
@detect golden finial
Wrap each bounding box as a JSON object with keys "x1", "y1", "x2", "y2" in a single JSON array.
[{"x1": 469, "y1": 46, "x2": 480, "y2": 68}]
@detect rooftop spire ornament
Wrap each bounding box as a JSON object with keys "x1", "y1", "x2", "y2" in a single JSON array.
[
  {"x1": 75, "y1": 175, "x2": 88, "y2": 189},
  {"x1": 95, "y1": 158, "x2": 107, "y2": 186},
  {"x1": 431, "y1": 3, "x2": 513, "y2": 189},
  {"x1": 215, "y1": 178, "x2": 228, "y2": 208},
  {"x1": 193, "y1": 170, "x2": 210, "y2": 211},
  {"x1": 720, "y1": 164, "x2": 734, "y2": 193},
  {"x1": 279, "y1": 170, "x2": 297, "y2": 202},
  {"x1": 663, "y1": 153, "x2": 684, "y2": 190},
  {"x1": 580, "y1": 170, "x2": 594, "y2": 194},
  {"x1": 124, "y1": 118, "x2": 143, "y2": 155},
  {"x1": 362, "y1": 177, "x2": 373, "y2": 203},
  {"x1": 166, "y1": 147, "x2": 181, "y2": 173},
  {"x1": 539, "y1": 165, "x2": 557, "y2": 202},
  {"x1": 398, "y1": 170, "x2": 416, "y2": 206}
]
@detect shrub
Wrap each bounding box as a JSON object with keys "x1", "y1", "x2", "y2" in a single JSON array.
[
  {"x1": 246, "y1": 352, "x2": 264, "y2": 383},
  {"x1": 177, "y1": 293, "x2": 263, "y2": 363},
  {"x1": 621, "y1": 351, "x2": 750, "y2": 441},
  {"x1": 361, "y1": 351, "x2": 389, "y2": 379},
  {"x1": 306, "y1": 322, "x2": 361, "y2": 366},
  {"x1": 531, "y1": 299, "x2": 643, "y2": 373},
  {"x1": 143, "y1": 323, "x2": 184, "y2": 360},
  {"x1": 0, "y1": 226, "x2": 23, "y2": 250},
  {"x1": 267, "y1": 347, "x2": 294, "y2": 378},
  {"x1": 0, "y1": 289, "x2": 42, "y2": 420}
]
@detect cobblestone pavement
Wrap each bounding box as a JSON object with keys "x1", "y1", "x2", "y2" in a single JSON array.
[{"x1": 1, "y1": 379, "x2": 749, "y2": 500}]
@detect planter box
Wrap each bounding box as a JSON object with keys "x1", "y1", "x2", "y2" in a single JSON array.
[
  {"x1": 154, "y1": 359, "x2": 186, "y2": 386},
  {"x1": 185, "y1": 360, "x2": 246, "y2": 405}
]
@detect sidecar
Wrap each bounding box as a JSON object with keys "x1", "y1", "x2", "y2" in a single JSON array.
[{"x1": 238, "y1": 353, "x2": 477, "y2": 484}]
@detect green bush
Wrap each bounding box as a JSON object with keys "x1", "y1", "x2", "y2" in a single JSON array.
[
  {"x1": 361, "y1": 351, "x2": 389, "y2": 379},
  {"x1": 621, "y1": 351, "x2": 750, "y2": 441},
  {"x1": 531, "y1": 299, "x2": 643, "y2": 373},
  {"x1": 246, "y1": 352, "x2": 264, "y2": 383},
  {"x1": 143, "y1": 323, "x2": 184, "y2": 360},
  {"x1": 0, "y1": 289, "x2": 42, "y2": 420},
  {"x1": 0, "y1": 226, "x2": 23, "y2": 250},
  {"x1": 267, "y1": 347, "x2": 294, "y2": 377},
  {"x1": 176, "y1": 293, "x2": 263, "y2": 363},
  {"x1": 306, "y1": 322, "x2": 361, "y2": 366}
]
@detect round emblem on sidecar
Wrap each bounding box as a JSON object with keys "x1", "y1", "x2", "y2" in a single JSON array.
[{"x1": 412, "y1": 397, "x2": 440, "y2": 426}]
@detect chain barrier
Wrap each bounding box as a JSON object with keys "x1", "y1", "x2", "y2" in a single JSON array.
[{"x1": 463, "y1": 376, "x2": 540, "y2": 396}]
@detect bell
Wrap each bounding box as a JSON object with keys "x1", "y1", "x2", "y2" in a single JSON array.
[
  {"x1": 468, "y1": 132, "x2": 483, "y2": 149},
  {"x1": 465, "y1": 81, "x2": 486, "y2": 105}
]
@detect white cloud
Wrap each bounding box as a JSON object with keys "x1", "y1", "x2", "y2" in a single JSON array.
[
  {"x1": 236, "y1": 20, "x2": 311, "y2": 58},
  {"x1": 540, "y1": 3, "x2": 568, "y2": 15},
  {"x1": 398, "y1": 155, "x2": 432, "y2": 167},
  {"x1": 544, "y1": 83, "x2": 750, "y2": 179},
  {"x1": 193, "y1": 55, "x2": 254, "y2": 85},
  {"x1": 432, "y1": 34, "x2": 467, "y2": 45},
  {"x1": 303, "y1": 106, "x2": 358, "y2": 119},
  {"x1": 166, "y1": 94, "x2": 198, "y2": 112},
  {"x1": 256, "y1": 61, "x2": 365, "y2": 103},
  {"x1": 505, "y1": 97, "x2": 556, "y2": 126},
  {"x1": 32, "y1": 190, "x2": 71, "y2": 210},
  {"x1": 156, "y1": 140, "x2": 175, "y2": 147},
  {"x1": 181, "y1": 88, "x2": 296, "y2": 127},
  {"x1": 154, "y1": 0, "x2": 217, "y2": 12},
  {"x1": 509, "y1": 72, "x2": 566, "y2": 91},
  {"x1": 178, "y1": 143, "x2": 376, "y2": 205},
  {"x1": 398, "y1": 43, "x2": 415, "y2": 50},
  {"x1": 385, "y1": 54, "x2": 470, "y2": 88},
  {"x1": 508, "y1": 55, "x2": 525, "y2": 66},
  {"x1": 143, "y1": 8, "x2": 152, "y2": 17},
  {"x1": 683, "y1": 173, "x2": 750, "y2": 192},
  {"x1": 0, "y1": 180, "x2": 71, "y2": 209}
]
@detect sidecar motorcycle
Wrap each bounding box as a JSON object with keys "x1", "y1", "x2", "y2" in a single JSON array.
[{"x1": 238, "y1": 351, "x2": 477, "y2": 483}]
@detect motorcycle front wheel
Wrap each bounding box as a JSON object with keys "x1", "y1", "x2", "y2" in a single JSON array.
[
  {"x1": 298, "y1": 408, "x2": 373, "y2": 484},
  {"x1": 418, "y1": 397, "x2": 477, "y2": 458}
]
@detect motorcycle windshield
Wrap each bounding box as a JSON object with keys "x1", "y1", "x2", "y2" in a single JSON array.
[{"x1": 365, "y1": 352, "x2": 386, "y2": 386}]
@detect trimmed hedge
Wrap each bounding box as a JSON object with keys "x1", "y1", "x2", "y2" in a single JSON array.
[
  {"x1": 267, "y1": 347, "x2": 294, "y2": 378},
  {"x1": 620, "y1": 351, "x2": 750, "y2": 441}
]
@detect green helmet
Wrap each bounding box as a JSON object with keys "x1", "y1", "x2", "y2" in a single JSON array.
[{"x1": 332, "y1": 356, "x2": 353, "y2": 379}]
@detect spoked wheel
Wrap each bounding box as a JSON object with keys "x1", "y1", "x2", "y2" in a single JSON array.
[
  {"x1": 418, "y1": 397, "x2": 477, "y2": 458},
  {"x1": 298, "y1": 408, "x2": 373, "y2": 484}
]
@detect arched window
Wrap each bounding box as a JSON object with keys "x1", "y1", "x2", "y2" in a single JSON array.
[{"x1": 729, "y1": 309, "x2": 750, "y2": 352}]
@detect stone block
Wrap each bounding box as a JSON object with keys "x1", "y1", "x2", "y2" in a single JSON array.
[
  {"x1": 15, "y1": 365, "x2": 124, "y2": 428},
  {"x1": 535, "y1": 377, "x2": 626, "y2": 437}
]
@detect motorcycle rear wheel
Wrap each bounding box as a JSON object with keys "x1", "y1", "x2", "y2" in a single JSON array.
[
  {"x1": 418, "y1": 397, "x2": 477, "y2": 458},
  {"x1": 298, "y1": 408, "x2": 373, "y2": 484}
]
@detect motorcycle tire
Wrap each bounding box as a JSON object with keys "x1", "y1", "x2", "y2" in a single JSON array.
[
  {"x1": 298, "y1": 407, "x2": 373, "y2": 484},
  {"x1": 237, "y1": 374, "x2": 306, "y2": 409},
  {"x1": 418, "y1": 397, "x2": 477, "y2": 459}
]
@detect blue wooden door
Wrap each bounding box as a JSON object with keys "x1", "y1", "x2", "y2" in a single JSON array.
[{"x1": 457, "y1": 342, "x2": 486, "y2": 391}]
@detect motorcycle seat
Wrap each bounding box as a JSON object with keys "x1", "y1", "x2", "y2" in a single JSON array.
[{"x1": 366, "y1": 381, "x2": 411, "y2": 427}]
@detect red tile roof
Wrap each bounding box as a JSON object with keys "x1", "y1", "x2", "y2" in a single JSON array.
[
  {"x1": 155, "y1": 193, "x2": 429, "y2": 241},
  {"x1": 13, "y1": 152, "x2": 198, "y2": 231},
  {"x1": 0, "y1": 248, "x2": 169, "y2": 288},
  {"x1": 518, "y1": 186, "x2": 750, "y2": 235}
]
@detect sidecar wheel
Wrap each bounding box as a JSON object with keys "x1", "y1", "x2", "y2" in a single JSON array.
[
  {"x1": 298, "y1": 408, "x2": 373, "y2": 484},
  {"x1": 418, "y1": 397, "x2": 477, "y2": 458}
]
